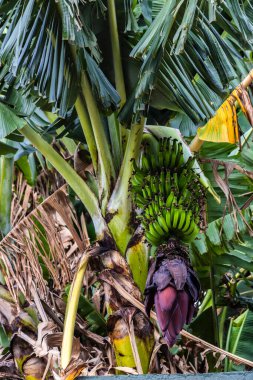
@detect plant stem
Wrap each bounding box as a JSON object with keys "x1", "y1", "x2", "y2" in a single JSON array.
[
  {"x1": 75, "y1": 95, "x2": 98, "y2": 172},
  {"x1": 81, "y1": 71, "x2": 115, "y2": 212},
  {"x1": 107, "y1": 121, "x2": 144, "y2": 253},
  {"x1": 108, "y1": 113, "x2": 122, "y2": 174},
  {"x1": 219, "y1": 306, "x2": 227, "y2": 348},
  {"x1": 189, "y1": 135, "x2": 204, "y2": 152},
  {"x1": 210, "y1": 263, "x2": 220, "y2": 347},
  {"x1": 0, "y1": 156, "x2": 14, "y2": 236},
  {"x1": 107, "y1": 0, "x2": 126, "y2": 107},
  {"x1": 197, "y1": 289, "x2": 212, "y2": 315},
  {"x1": 20, "y1": 125, "x2": 108, "y2": 240},
  {"x1": 224, "y1": 317, "x2": 233, "y2": 371},
  {"x1": 61, "y1": 253, "x2": 90, "y2": 369}
]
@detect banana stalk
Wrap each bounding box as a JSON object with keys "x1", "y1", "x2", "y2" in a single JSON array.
[
  {"x1": 0, "y1": 156, "x2": 14, "y2": 236},
  {"x1": 61, "y1": 253, "x2": 90, "y2": 370}
]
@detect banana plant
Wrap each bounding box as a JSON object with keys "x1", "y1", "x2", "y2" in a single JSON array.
[{"x1": 0, "y1": 0, "x2": 253, "y2": 377}]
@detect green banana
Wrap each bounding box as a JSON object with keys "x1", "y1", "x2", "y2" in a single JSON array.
[
  {"x1": 164, "y1": 138, "x2": 172, "y2": 167},
  {"x1": 149, "y1": 223, "x2": 162, "y2": 240},
  {"x1": 135, "y1": 194, "x2": 146, "y2": 206},
  {"x1": 150, "y1": 177, "x2": 158, "y2": 194},
  {"x1": 153, "y1": 221, "x2": 165, "y2": 237},
  {"x1": 164, "y1": 209, "x2": 172, "y2": 229},
  {"x1": 170, "y1": 139, "x2": 178, "y2": 167},
  {"x1": 178, "y1": 169, "x2": 188, "y2": 190},
  {"x1": 165, "y1": 172, "x2": 171, "y2": 195},
  {"x1": 181, "y1": 210, "x2": 193, "y2": 233},
  {"x1": 131, "y1": 137, "x2": 206, "y2": 248},
  {"x1": 157, "y1": 214, "x2": 169, "y2": 233},
  {"x1": 182, "y1": 223, "x2": 199, "y2": 242},
  {"x1": 148, "y1": 204, "x2": 155, "y2": 217},
  {"x1": 158, "y1": 180, "x2": 164, "y2": 195},
  {"x1": 142, "y1": 156, "x2": 151, "y2": 171},
  {"x1": 173, "y1": 172, "x2": 178, "y2": 192},
  {"x1": 142, "y1": 188, "x2": 149, "y2": 199},
  {"x1": 177, "y1": 209, "x2": 187, "y2": 230},
  {"x1": 144, "y1": 185, "x2": 152, "y2": 198},
  {"x1": 184, "y1": 156, "x2": 195, "y2": 172},
  {"x1": 166, "y1": 192, "x2": 175, "y2": 208},
  {"x1": 145, "y1": 231, "x2": 160, "y2": 246},
  {"x1": 150, "y1": 155, "x2": 157, "y2": 171},
  {"x1": 153, "y1": 199, "x2": 160, "y2": 214},
  {"x1": 172, "y1": 206, "x2": 181, "y2": 229},
  {"x1": 158, "y1": 151, "x2": 164, "y2": 168},
  {"x1": 144, "y1": 208, "x2": 153, "y2": 221},
  {"x1": 160, "y1": 170, "x2": 165, "y2": 192},
  {"x1": 184, "y1": 220, "x2": 198, "y2": 236},
  {"x1": 175, "y1": 142, "x2": 184, "y2": 168},
  {"x1": 158, "y1": 195, "x2": 165, "y2": 208}
]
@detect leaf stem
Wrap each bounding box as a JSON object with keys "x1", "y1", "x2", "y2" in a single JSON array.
[
  {"x1": 81, "y1": 71, "x2": 115, "y2": 211},
  {"x1": 75, "y1": 95, "x2": 98, "y2": 172},
  {"x1": 108, "y1": 0, "x2": 126, "y2": 107},
  {"x1": 0, "y1": 156, "x2": 14, "y2": 236},
  {"x1": 20, "y1": 125, "x2": 108, "y2": 239},
  {"x1": 219, "y1": 306, "x2": 227, "y2": 348},
  {"x1": 210, "y1": 263, "x2": 220, "y2": 347},
  {"x1": 61, "y1": 253, "x2": 90, "y2": 369},
  {"x1": 107, "y1": 121, "x2": 144, "y2": 253},
  {"x1": 224, "y1": 317, "x2": 233, "y2": 371}
]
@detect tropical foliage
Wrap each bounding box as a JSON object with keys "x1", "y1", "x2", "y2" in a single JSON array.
[{"x1": 0, "y1": 0, "x2": 253, "y2": 379}]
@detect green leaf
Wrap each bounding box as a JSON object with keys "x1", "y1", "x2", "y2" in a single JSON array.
[
  {"x1": 16, "y1": 153, "x2": 37, "y2": 186},
  {"x1": 0, "y1": 140, "x2": 18, "y2": 155},
  {"x1": 225, "y1": 309, "x2": 253, "y2": 371},
  {"x1": 0, "y1": 325, "x2": 9, "y2": 349},
  {"x1": 169, "y1": 112, "x2": 198, "y2": 137},
  {"x1": 0, "y1": 102, "x2": 26, "y2": 139}
]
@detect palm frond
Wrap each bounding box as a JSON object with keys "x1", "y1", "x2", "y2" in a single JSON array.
[
  {"x1": 120, "y1": 0, "x2": 253, "y2": 128},
  {"x1": 0, "y1": 0, "x2": 119, "y2": 116},
  {"x1": 0, "y1": 186, "x2": 86, "y2": 301}
]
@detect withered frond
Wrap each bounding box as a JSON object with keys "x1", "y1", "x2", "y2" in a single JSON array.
[{"x1": 0, "y1": 186, "x2": 88, "y2": 303}]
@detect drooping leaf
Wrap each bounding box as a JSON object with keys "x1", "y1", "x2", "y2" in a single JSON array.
[
  {"x1": 16, "y1": 153, "x2": 37, "y2": 186},
  {"x1": 0, "y1": 102, "x2": 25, "y2": 139},
  {"x1": 0, "y1": 140, "x2": 18, "y2": 155}
]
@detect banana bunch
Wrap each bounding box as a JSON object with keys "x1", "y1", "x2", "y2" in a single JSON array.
[{"x1": 131, "y1": 138, "x2": 206, "y2": 246}]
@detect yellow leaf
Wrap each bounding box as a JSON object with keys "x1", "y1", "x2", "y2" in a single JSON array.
[{"x1": 197, "y1": 96, "x2": 239, "y2": 144}]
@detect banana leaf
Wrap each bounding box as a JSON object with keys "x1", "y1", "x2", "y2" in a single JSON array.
[{"x1": 225, "y1": 309, "x2": 253, "y2": 371}]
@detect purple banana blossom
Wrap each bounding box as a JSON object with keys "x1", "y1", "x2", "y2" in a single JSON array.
[{"x1": 144, "y1": 241, "x2": 200, "y2": 347}]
